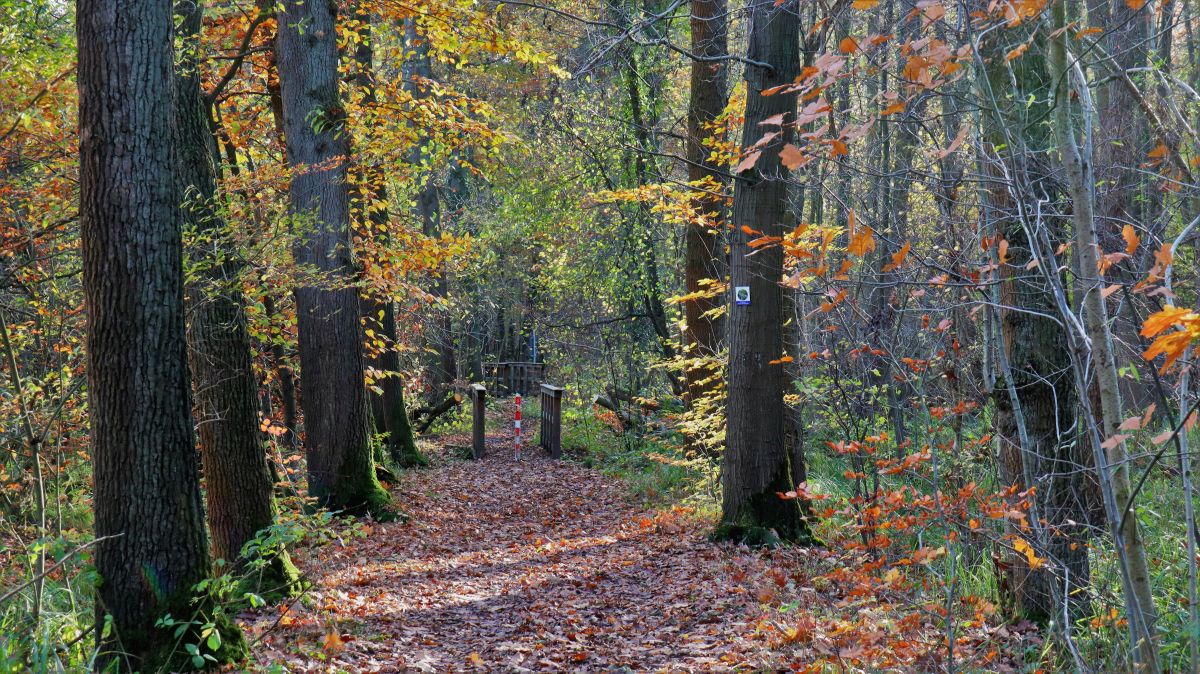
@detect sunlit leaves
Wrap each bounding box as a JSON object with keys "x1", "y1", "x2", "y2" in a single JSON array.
[
  {"x1": 1141, "y1": 306, "x2": 1200, "y2": 371},
  {"x1": 846, "y1": 210, "x2": 876, "y2": 257}
]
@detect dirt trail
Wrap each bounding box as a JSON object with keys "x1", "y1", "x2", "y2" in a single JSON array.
[{"x1": 246, "y1": 437, "x2": 772, "y2": 672}]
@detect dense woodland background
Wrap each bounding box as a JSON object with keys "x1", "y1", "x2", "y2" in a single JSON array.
[{"x1": 5, "y1": 0, "x2": 1200, "y2": 670}]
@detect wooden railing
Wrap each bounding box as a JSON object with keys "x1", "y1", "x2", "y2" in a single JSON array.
[
  {"x1": 469, "y1": 383, "x2": 486, "y2": 460},
  {"x1": 539, "y1": 384, "x2": 563, "y2": 459},
  {"x1": 483, "y1": 361, "x2": 545, "y2": 396}
]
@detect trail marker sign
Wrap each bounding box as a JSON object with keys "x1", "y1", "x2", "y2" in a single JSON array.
[{"x1": 734, "y1": 286, "x2": 751, "y2": 306}]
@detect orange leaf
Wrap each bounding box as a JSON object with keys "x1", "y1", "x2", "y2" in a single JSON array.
[
  {"x1": 849, "y1": 226, "x2": 876, "y2": 257},
  {"x1": 839, "y1": 37, "x2": 859, "y2": 53},
  {"x1": 323, "y1": 628, "x2": 345, "y2": 655},
  {"x1": 1118, "y1": 415, "x2": 1142, "y2": 432},
  {"x1": 1140, "y1": 403, "x2": 1156, "y2": 428},
  {"x1": 883, "y1": 241, "x2": 911, "y2": 272},
  {"x1": 769, "y1": 356, "x2": 795, "y2": 364},
  {"x1": 1006, "y1": 43, "x2": 1030, "y2": 61},
  {"x1": 852, "y1": 0, "x2": 879, "y2": 8},
  {"x1": 735, "y1": 149, "x2": 762, "y2": 174},
  {"x1": 881, "y1": 101, "x2": 906, "y2": 115},
  {"x1": 779, "y1": 143, "x2": 810, "y2": 170},
  {"x1": 1141, "y1": 306, "x2": 1196, "y2": 338},
  {"x1": 998, "y1": 238, "x2": 1009, "y2": 264},
  {"x1": 1100, "y1": 434, "x2": 1130, "y2": 450},
  {"x1": 1122, "y1": 224, "x2": 1140, "y2": 255}
]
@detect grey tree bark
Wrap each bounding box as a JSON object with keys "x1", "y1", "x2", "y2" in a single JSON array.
[{"x1": 275, "y1": 0, "x2": 391, "y2": 517}]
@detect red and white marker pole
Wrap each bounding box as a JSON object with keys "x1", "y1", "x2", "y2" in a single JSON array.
[{"x1": 514, "y1": 393, "x2": 522, "y2": 459}]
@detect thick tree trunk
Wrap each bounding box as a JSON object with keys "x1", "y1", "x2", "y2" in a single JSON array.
[
  {"x1": 717, "y1": 0, "x2": 812, "y2": 546},
  {"x1": 176, "y1": 1, "x2": 299, "y2": 597},
  {"x1": 275, "y1": 0, "x2": 391, "y2": 517},
  {"x1": 975, "y1": 14, "x2": 1091, "y2": 625},
  {"x1": 682, "y1": 0, "x2": 729, "y2": 405},
  {"x1": 77, "y1": 0, "x2": 244, "y2": 667}
]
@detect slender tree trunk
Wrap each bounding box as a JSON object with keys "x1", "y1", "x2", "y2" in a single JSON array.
[
  {"x1": 683, "y1": 0, "x2": 729, "y2": 406},
  {"x1": 403, "y1": 19, "x2": 458, "y2": 404},
  {"x1": 354, "y1": 10, "x2": 425, "y2": 467},
  {"x1": 275, "y1": 0, "x2": 391, "y2": 517},
  {"x1": 77, "y1": 0, "x2": 244, "y2": 667},
  {"x1": 176, "y1": 0, "x2": 299, "y2": 596},
  {"x1": 1047, "y1": 6, "x2": 1160, "y2": 666},
  {"x1": 717, "y1": 0, "x2": 812, "y2": 546}
]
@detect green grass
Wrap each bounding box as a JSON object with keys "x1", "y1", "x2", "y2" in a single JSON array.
[{"x1": 559, "y1": 403, "x2": 718, "y2": 511}]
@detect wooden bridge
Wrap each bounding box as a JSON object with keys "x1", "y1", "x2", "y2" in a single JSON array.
[
  {"x1": 468, "y1": 381, "x2": 563, "y2": 460},
  {"x1": 483, "y1": 361, "x2": 545, "y2": 396}
]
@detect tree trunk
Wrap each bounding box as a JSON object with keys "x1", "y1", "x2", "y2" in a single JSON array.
[
  {"x1": 682, "y1": 0, "x2": 729, "y2": 405},
  {"x1": 354, "y1": 10, "x2": 425, "y2": 468},
  {"x1": 404, "y1": 19, "x2": 459, "y2": 404},
  {"x1": 275, "y1": 0, "x2": 391, "y2": 517},
  {"x1": 176, "y1": 0, "x2": 298, "y2": 597},
  {"x1": 77, "y1": 0, "x2": 244, "y2": 667},
  {"x1": 974, "y1": 10, "x2": 1091, "y2": 624},
  {"x1": 1047, "y1": 5, "x2": 1161, "y2": 666},
  {"x1": 717, "y1": 0, "x2": 812, "y2": 546}
]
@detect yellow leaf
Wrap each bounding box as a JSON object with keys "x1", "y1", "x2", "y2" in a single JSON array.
[{"x1": 1012, "y1": 538, "x2": 1045, "y2": 570}]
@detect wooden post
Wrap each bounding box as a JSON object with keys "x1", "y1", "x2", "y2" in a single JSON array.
[
  {"x1": 539, "y1": 384, "x2": 563, "y2": 459},
  {"x1": 470, "y1": 383, "x2": 486, "y2": 459}
]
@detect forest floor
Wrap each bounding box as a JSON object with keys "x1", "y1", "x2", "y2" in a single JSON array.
[
  {"x1": 240, "y1": 436, "x2": 1035, "y2": 673},
  {"x1": 242, "y1": 436, "x2": 781, "y2": 671}
]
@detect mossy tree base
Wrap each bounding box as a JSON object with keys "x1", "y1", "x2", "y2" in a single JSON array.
[
  {"x1": 714, "y1": 470, "x2": 820, "y2": 547},
  {"x1": 321, "y1": 479, "x2": 398, "y2": 522},
  {"x1": 241, "y1": 551, "x2": 306, "y2": 605}
]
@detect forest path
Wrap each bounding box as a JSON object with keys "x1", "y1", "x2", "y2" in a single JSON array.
[{"x1": 245, "y1": 436, "x2": 775, "y2": 672}]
